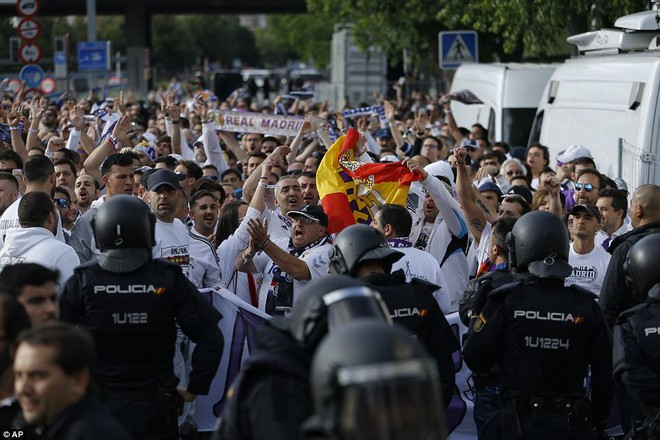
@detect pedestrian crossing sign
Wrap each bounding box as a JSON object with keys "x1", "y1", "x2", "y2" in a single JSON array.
[{"x1": 439, "y1": 31, "x2": 479, "y2": 70}]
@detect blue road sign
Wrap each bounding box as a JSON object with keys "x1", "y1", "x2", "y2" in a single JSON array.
[
  {"x1": 54, "y1": 50, "x2": 66, "y2": 66},
  {"x1": 77, "y1": 41, "x2": 110, "y2": 71},
  {"x1": 439, "y1": 31, "x2": 479, "y2": 70},
  {"x1": 19, "y1": 64, "x2": 45, "y2": 88}
]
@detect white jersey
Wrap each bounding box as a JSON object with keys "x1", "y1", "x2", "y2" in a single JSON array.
[
  {"x1": 0, "y1": 227, "x2": 80, "y2": 288},
  {"x1": 188, "y1": 228, "x2": 222, "y2": 289},
  {"x1": 263, "y1": 208, "x2": 292, "y2": 242},
  {"x1": 409, "y1": 174, "x2": 470, "y2": 312},
  {"x1": 565, "y1": 243, "x2": 611, "y2": 297},
  {"x1": 217, "y1": 207, "x2": 263, "y2": 305},
  {"x1": 0, "y1": 195, "x2": 66, "y2": 248},
  {"x1": 251, "y1": 236, "x2": 331, "y2": 315},
  {"x1": 153, "y1": 218, "x2": 192, "y2": 279},
  {"x1": 388, "y1": 239, "x2": 452, "y2": 314}
]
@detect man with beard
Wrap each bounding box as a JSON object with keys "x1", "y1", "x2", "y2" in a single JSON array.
[
  {"x1": 70, "y1": 153, "x2": 135, "y2": 263},
  {"x1": 73, "y1": 174, "x2": 100, "y2": 215},
  {"x1": 147, "y1": 169, "x2": 191, "y2": 279},
  {"x1": 0, "y1": 263, "x2": 59, "y2": 325},
  {"x1": 0, "y1": 173, "x2": 19, "y2": 218},
  {"x1": 574, "y1": 169, "x2": 604, "y2": 206},
  {"x1": 188, "y1": 190, "x2": 222, "y2": 289},
  {"x1": 298, "y1": 171, "x2": 319, "y2": 206}
]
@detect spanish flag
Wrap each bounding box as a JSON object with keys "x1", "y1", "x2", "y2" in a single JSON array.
[{"x1": 317, "y1": 128, "x2": 424, "y2": 234}]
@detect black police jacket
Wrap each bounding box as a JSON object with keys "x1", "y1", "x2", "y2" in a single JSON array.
[
  {"x1": 463, "y1": 278, "x2": 614, "y2": 422},
  {"x1": 361, "y1": 269, "x2": 459, "y2": 406},
  {"x1": 216, "y1": 322, "x2": 313, "y2": 440},
  {"x1": 59, "y1": 259, "x2": 223, "y2": 396},
  {"x1": 613, "y1": 299, "x2": 660, "y2": 415},
  {"x1": 599, "y1": 220, "x2": 660, "y2": 327}
]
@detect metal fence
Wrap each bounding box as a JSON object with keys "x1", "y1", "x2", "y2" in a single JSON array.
[{"x1": 618, "y1": 138, "x2": 659, "y2": 188}]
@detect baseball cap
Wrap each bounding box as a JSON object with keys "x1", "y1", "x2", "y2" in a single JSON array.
[
  {"x1": 504, "y1": 185, "x2": 533, "y2": 204},
  {"x1": 147, "y1": 169, "x2": 186, "y2": 191},
  {"x1": 478, "y1": 181, "x2": 503, "y2": 198},
  {"x1": 570, "y1": 203, "x2": 600, "y2": 218},
  {"x1": 459, "y1": 138, "x2": 478, "y2": 150},
  {"x1": 557, "y1": 144, "x2": 592, "y2": 164},
  {"x1": 375, "y1": 128, "x2": 392, "y2": 139},
  {"x1": 287, "y1": 205, "x2": 329, "y2": 227}
]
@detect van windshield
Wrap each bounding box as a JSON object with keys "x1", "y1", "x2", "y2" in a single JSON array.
[{"x1": 502, "y1": 108, "x2": 537, "y2": 147}]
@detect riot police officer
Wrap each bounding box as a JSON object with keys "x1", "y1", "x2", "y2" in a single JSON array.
[
  {"x1": 613, "y1": 233, "x2": 660, "y2": 440},
  {"x1": 60, "y1": 195, "x2": 223, "y2": 440},
  {"x1": 216, "y1": 275, "x2": 390, "y2": 440},
  {"x1": 303, "y1": 319, "x2": 447, "y2": 440},
  {"x1": 463, "y1": 211, "x2": 613, "y2": 439},
  {"x1": 328, "y1": 223, "x2": 458, "y2": 406}
]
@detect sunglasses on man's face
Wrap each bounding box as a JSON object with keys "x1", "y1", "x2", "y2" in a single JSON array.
[
  {"x1": 575, "y1": 183, "x2": 596, "y2": 192},
  {"x1": 55, "y1": 198, "x2": 70, "y2": 209}
]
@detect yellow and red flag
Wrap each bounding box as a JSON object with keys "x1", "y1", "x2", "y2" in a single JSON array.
[{"x1": 317, "y1": 128, "x2": 424, "y2": 234}]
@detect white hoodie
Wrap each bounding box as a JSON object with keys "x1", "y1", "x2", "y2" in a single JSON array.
[{"x1": 0, "y1": 227, "x2": 81, "y2": 288}]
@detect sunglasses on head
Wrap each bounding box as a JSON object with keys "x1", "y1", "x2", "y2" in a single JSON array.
[
  {"x1": 575, "y1": 183, "x2": 596, "y2": 192},
  {"x1": 55, "y1": 198, "x2": 70, "y2": 208}
]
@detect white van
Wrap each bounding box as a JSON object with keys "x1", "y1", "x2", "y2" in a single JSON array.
[
  {"x1": 449, "y1": 63, "x2": 557, "y2": 147},
  {"x1": 529, "y1": 8, "x2": 660, "y2": 189}
]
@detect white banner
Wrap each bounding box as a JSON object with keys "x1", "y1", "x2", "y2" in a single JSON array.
[
  {"x1": 193, "y1": 287, "x2": 271, "y2": 432},
  {"x1": 210, "y1": 110, "x2": 305, "y2": 137},
  {"x1": 190, "y1": 289, "x2": 478, "y2": 437}
]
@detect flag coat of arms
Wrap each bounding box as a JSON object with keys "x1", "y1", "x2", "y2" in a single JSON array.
[{"x1": 317, "y1": 128, "x2": 424, "y2": 233}]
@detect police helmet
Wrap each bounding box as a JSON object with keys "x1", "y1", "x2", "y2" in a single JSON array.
[
  {"x1": 328, "y1": 224, "x2": 403, "y2": 276},
  {"x1": 625, "y1": 233, "x2": 660, "y2": 301},
  {"x1": 308, "y1": 320, "x2": 446, "y2": 439},
  {"x1": 92, "y1": 195, "x2": 156, "y2": 273},
  {"x1": 271, "y1": 275, "x2": 390, "y2": 351},
  {"x1": 507, "y1": 210, "x2": 572, "y2": 278}
]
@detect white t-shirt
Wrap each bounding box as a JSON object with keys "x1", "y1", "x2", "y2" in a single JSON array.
[
  {"x1": 153, "y1": 218, "x2": 192, "y2": 279},
  {"x1": 251, "y1": 236, "x2": 331, "y2": 315},
  {"x1": 565, "y1": 243, "x2": 611, "y2": 297},
  {"x1": 389, "y1": 240, "x2": 452, "y2": 314}
]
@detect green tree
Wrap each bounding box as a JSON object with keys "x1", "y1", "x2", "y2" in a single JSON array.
[
  {"x1": 307, "y1": 0, "x2": 646, "y2": 67},
  {"x1": 254, "y1": 14, "x2": 334, "y2": 68}
]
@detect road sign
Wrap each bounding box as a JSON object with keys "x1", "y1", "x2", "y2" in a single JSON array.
[
  {"x1": 6, "y1": 79, "x2": 22, "y2": 95},
  {"x1": 439, "y1": 31, "x2": 478, "y2": 70},
  {"x1": 21, "y1": 88, "x2": 41, "y2": 99},
  {"x1": 40, "y1": 77, "x2": 55, "y2": 94},
  {"x1": 17, "y1": 17, "x2": 40, "y2": 40},
  {"x1": 54, "y1": 50, "x2": 67, "y2": 79},
  {"x1": 18, "y1": 42, "x2": 42, "y2": 63},
  {"x1": 77, "y1": 41, "x2": 111, "y2": 71},
  {"x1": 19, "y1": 64, "x2": 44, "y2": 88},
  {"x1": 16, "y1": 0, "x2": 39, "y2": 16}
]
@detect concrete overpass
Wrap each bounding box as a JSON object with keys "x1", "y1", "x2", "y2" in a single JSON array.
[{"x1": 0, "y1": 0, "x2": 307, "y2": 94}]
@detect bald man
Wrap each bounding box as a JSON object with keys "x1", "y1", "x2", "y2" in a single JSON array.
[{"x1": 599, "y1": 184, "x2": 660, "y2": 327}]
